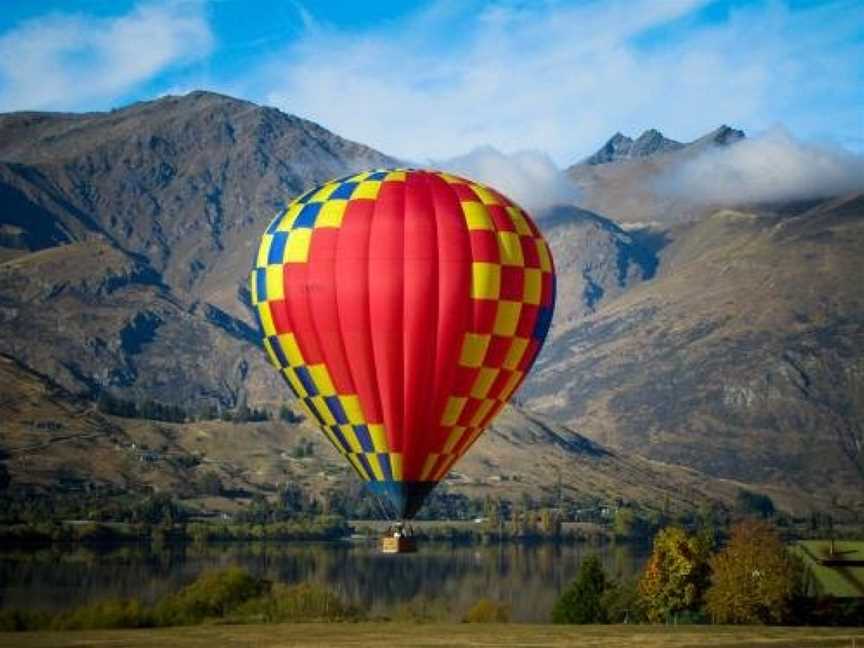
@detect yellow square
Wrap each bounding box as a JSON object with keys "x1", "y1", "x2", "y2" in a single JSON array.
[
  {"x1": 316, "y1": 200, "x2": 347, "y2": 228},
  {"x1": 352, "y1": 180, "x2": 381, "y2": 199},
  {"x1": 276, "y1": 332, "x2": 304, "y2": 366},
  {"x1": 264, "y1": 264, "x2": 284, "y2": 300},
  {"x1": 493, "y1": 301, "x2": 522, "y2": 336},
  {"x1": 503, "y1": 337, "x2": 529, "y2": 370},
  {"x1": 248, "y1": 271, "x2": 258, "y2": 305},
  {"x1": 310, "y1": 396, "x2": 336, "y2": 425},
  {"x1": 470, "y1": 398, "x2": 495, "y2": 426},
  {"x1": 347, "y1": 453, "x2": 370, "y2": 478},
  {"x1": 340, "y1": 425, "x2": 363, "y2": 453},
  {"x1": 309, "y1": 183, "x2": 339, "y2": 202},
  {"x1": 498, "y1": 371, "x2": 524, "y2": 401},
  {"x1": 389, "y1": 452, "x2": 403, "y2": 480},
  {"x1": 507, "y1": 206, "x2": 532, "y2": 235},
  {"x1": 462, "y1": 201, "x2": 493, "y2": 230},
  {"x1": 347, "y1": 171, "x2": 370, "y2": 183},
  {"x1": 442, "y1": 426, "x2": 466, "y2": 454},
  {"x1": 275, "y1": 204, "x2": 302, "y2": 232},
  {"x1": 437, "y1": 171, "x2": 462, "y2": 184},
  {"x1": 262, "y1": 338, "x2": 280, "y2": 368},
  {"x1": 385, "y1": 170, "x2": 406, "y2": 182},
  {"x1": 284, "y1": 368, "x2": 307, "y2": 397},
  {"x1": 459, "y1": 333, "x2": 490, "y2": 368},
  {"x1": 471, "y1": 262, "x2": 501, "y2": 300},
  {"x1": 498, "y1": 231, "x2": 525, "y2": 266},
  {"x1": 307, "y1": 364, "x2": 336, "y2": 396},
  {"x1": 470, "y1": 367, "x2": 499, "y2": 399},
  {"x1": 523, "y1": 268, "x2": 542, "y2": 305},
  {"x1": 257, "y1": 303, "x2": 276, "y2": 337},
  {"x1": 536, "y1": 238, "x2": 552, "y2": 272},
  {"x1": 339, "y1": 395, "x2": 364, "y2": 424},
  {"x1": 256, "y1": 234, "x2": 273, "y2": 268},
  {"x1": 366, "y1": 453, "x2": 386, "y2": 480},
  {"x1": 471, "y1": 184, "x2": 499, "y2": 205},
  {"x1": 441, "y1": 396, "x2": 467, "y2": 426},
  {"x1": 285, "y1": 228, "x2": 312, "y2": 263},
  {"x1": 369, "y1": 424, "x2": 388, "y2": 452}
]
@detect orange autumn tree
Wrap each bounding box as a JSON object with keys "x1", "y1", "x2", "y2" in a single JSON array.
[
  {"x1": 638, "y1": 526, "x2": 711, "y2": 623},
  {"x1": 705, "y1": 519, "x2": 803, "y2": 624}
]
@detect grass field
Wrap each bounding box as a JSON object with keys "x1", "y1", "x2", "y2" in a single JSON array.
[{"x1": 2, "y1": 623, "x2": 863, "y2": 648}]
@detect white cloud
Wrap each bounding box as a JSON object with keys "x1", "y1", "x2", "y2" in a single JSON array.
[
  {"x1": 656, "y1": 128, "x2": 864, "y2": 204},
  {"x1": 435, "y1": 147, "x2": 578, "y2": 213},
  {"x1": 256, "y1": 0, "x2": 863, "y2": 165},
  {"x1": 0, "y1": 1, "x2": 213, "y2": 111}
]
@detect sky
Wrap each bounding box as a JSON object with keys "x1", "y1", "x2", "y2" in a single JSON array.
[{"x1": 0, "y1": 0, "x2": 862, "y2": 171}]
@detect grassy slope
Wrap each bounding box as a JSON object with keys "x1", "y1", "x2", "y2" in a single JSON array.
[{"x1": 3, "y1": 623, "x2": 863, "y2": 648}]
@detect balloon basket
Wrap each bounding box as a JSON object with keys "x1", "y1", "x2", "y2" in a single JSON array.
[{"x1": 380, "y1": 535, "x2": 417, "y2": 554}]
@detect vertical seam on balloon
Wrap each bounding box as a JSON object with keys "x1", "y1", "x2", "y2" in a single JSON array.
[
  {"x1": 420, "y1": 170, "x2": 441, "y2": 479},
  {"x1": 367, "y1": 177, "x2": 398, "y2": 463},
  {"x1": 328, "y1": 200, "x2": 372, "y2": 477}
]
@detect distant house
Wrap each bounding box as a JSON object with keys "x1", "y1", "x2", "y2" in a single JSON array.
[{"x1": 793, "y1": 540, "x2": 864, "y2": 599}]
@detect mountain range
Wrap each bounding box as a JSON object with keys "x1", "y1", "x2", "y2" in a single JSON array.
[{"x1": 1, "y1": 91, "x2": 861, "y2": 517}]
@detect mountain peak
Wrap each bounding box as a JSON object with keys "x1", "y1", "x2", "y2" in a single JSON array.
[{"x1": 583, "y1": 128, "x2": 682, "y2": 165}]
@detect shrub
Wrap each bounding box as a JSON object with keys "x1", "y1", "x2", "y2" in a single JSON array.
[
  {"x1": 552, "y1": 554, "x2": 609, "y2": 623},
  {"x1": 464, "y1": 598, "x2": 510, "y2": 623},
  {"x1": 50, "y1": 598, "x2": 151, "y2": 630},
  {"x1": 152, "y1": 567, "x2": 264, "y2": 626}
]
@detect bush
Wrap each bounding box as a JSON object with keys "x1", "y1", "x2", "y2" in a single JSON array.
[
  {"x1": 552, "y1": 554, "x2": 609, "y2": 623},
  {"x1": 153, "y1": 567, "x2": 264, "y2": 626},
  {"x1": 51, "y1": 598, "x2": 151, "y2": 630},
  {"x1": 463, "y1": 598, "x2": 510, "y2": 623}
]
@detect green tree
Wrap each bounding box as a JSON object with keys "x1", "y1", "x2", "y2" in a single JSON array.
[
  {"x1": 552, "y1": 555, "x2": 609, "y2": 623},
  {"x1": 735, "y1": 489, "x2": 775, "y2": 518},
  {"x1": 705, "y1": 519, "x2": 803, "y2": 624},
  {"x1": 638, "y1": 526, "x2": 711, "y2": 623}
]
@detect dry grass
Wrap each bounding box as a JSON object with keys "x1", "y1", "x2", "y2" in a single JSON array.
[{"x1": 2, "y1": 623, "x2": 864, "y2": 648}]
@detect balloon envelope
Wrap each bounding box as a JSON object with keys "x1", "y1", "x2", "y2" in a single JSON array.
[{"x1": 251, "y1": 169, "x2": 555, "y2": 518}]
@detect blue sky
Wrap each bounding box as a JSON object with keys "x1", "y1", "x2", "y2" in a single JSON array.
[{"x1": 0, "y1": 0, "x2": 862, "y2": 164}]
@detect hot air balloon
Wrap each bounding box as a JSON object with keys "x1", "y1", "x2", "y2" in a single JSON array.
[{"x1": 250, "y1": 168, "x2": 555, "y2": 527}]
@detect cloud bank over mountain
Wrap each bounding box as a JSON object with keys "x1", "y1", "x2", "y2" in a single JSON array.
[
  {"x1": 436, "y1": 147, "x2": 578, "y2": 213},
  {"x1": 657, "y1": 128, "x2": 864, "y2": 204}
]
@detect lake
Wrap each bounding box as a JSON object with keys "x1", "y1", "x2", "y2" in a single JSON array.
[{"x1": 0, "y1": 541, "x2": 650, "y2": 622}]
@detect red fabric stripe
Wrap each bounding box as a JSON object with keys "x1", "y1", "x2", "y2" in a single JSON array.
[
  {"x1": 284, "y1": 258, "x2": 325, "y2": 364},
  {"x1": 306, "y1": 228, "x2": 355, "y2": 393},
  {"x1": 400, "y1": 172, "x2": 439, "y2": 479},
  {"x1": 425, "y1": 173, "x2": 473, "y2": 468},
  {"x1": 334, "y1": 199, "x2": 384, "y2": 423},
  {"x1": 368, "y1": 179, "x2": 406, "y2": 451}
]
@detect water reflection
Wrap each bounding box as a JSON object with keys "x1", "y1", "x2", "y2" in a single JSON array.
[{"x1": 0, "y1": 542, "x2": 649, "y2": 622}]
